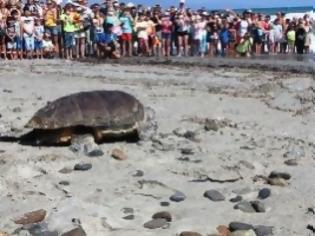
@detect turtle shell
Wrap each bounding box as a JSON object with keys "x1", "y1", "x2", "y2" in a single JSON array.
[{"x1": 25, "y1": 90, "x2": 145, "y2": 131}]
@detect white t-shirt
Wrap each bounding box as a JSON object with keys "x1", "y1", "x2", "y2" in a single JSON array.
[
  {"x1": 239, "y1": 20, "x2": 249, "y2": 37},
  {"x1": 273, "y1": 24, "x2": 283, "y2": 42},
  {"x1": 21, "y1": 16, "x2": 35, "y2": 37}
]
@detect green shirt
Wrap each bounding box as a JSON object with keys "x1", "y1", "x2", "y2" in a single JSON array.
[{"x1": 60, "y1": 13, "x2": 76, "y2": 32}]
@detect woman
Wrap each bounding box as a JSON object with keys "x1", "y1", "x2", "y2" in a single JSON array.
[
  {"x1": 192, "y1": 14, "x2": 207, "y2": 57},
  {"x1": 303, "y1": 15, "x2": 312, "y2": 54},
  {"x1": 175, "y1": 13, "x2": 189, "y2": 56},
  {"x1": 160, "y1": 12, "x2": 172, "y2": 57},
  {"x1": 295, "y1": 20, "x2": 306, "y2": 54},
  {"x1": 134, "y1": 14, "x2": 149, "y2": 56}
]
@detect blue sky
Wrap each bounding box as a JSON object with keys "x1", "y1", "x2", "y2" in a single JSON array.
[{"x1": 134, "y1": 0, "x2": 315, "y2": 9}]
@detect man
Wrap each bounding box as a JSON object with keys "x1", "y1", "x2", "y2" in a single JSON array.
[{"x1": 98, "y1": 23, "x2": 120, "y2": 58}]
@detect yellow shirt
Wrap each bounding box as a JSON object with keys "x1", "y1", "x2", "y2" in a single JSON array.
[{"x1": 45, "y1": 9, "x2": 57, "y2": 27}]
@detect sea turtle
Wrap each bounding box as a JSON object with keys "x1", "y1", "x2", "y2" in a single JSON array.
[{"x1": 19, "y1": 90, "x2": 157, "y2": 145}]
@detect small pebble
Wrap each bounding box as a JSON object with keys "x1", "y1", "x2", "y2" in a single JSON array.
[
  {"x1": 179, "y1": 232, "x2": 202, "y2": 236},
  {"x1": 284, "y1": 159, "x2": 298, "y2": 166},
  {"x1": 229, "y1": 222, "x2": 254, "y2": 232},
  {"x1": 59, "y1": 181, "x2": 70, "y2": 186},
  {"x1": 268, "y1": 171, "x2": 291, "y2": 180},
  {"x1": 143, "y1": 218, "x2": 167, "y2": 229},
  {"x1": 250, "y1": 201, "x2": 266, "y2": 213},
  {"x1": 267, "y1": 177, "x2": 287, "y2": 187},
  {"x1": 234, "y1": 201, "x2": 256, "y2": 213},
  {"x1": 258, "y1": 188, "x2": 271, "y2": 200},
  {"x1": 170, "y1": 191, "x2": 186, "y2": 202},
  {"x1": 74, "y1": 163, "x2": 92, "y2": 171},
  {"x1": 122, "y1": 215, "x2": 135, "y2": 220},
  {"x1": 230, "y1": 195, "x2": 243, "y2": 203},
  {"x1": 254, "y1": 225, "x2": 273, "y2": 236},
  {"x1": 111, "y1": 148, "x2": 127, "y2": 160},
  {"x1": 180, "y1": 148, "x2": 194, "y2": 155},
  {"x1": 204, "y1": 190, "x2": 225, "y2": 201},
  {"x1": 58, "y1": 167, "x2": 73, "y2": 174},
  {"x1": 152, "y1": 211, "x2": 172, "y2": 222},
  {"x1": 160, "y1": 201, "x2": 170, "y2": 207},
  {"x1": 122, "y1": 207, "x2": 134, "y2": 214},
  {"x1": 132, "y1": 170, "x2": 144, "y2": 177},
  {"x1": 217, "y1": 225, "x2": 231, "y2": 236},
  {"x1": 87, "y1": 149, "x2": 104, "y2": 157},
  {"x1": 13, "y1": 107, "x2": 22, "y2": 113}
]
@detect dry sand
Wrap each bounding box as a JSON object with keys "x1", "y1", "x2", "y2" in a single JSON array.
[{"x1": 0, "y1": 59, "x2": 315, "y2": 235}]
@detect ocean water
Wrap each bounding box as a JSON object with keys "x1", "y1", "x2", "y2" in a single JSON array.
[{"x1": 233, "y1": 6, "x2": 314, "y2": 15}]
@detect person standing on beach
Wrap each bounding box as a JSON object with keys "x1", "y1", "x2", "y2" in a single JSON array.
[
  {"x1": 21, "y1": 7, "x2": 35, "y2": 59},
  {"x1": 303, "y1": 14, "x2": 312, "y2": 54},
  {"x1": 286, "y1": 24, "x2": 295, "y2": 53},
  {"x1": 60, "y1": 4, "x2": 76, "y2": 59},
  {"x1": 119, "y1": 8, "x2": 133, "y2": 57},
  {"x1": 160, "y1": 12, "x2": 172, "y2": 57},
  {"x1": 295, "y1": 20, "x2": 306, "y2": 54},
  {"x1": 44, "y1": 1, "x2": 59, "y2": 55}
]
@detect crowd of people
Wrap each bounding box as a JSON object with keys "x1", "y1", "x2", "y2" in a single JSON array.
[{"x1": 0, "y1": 0, "x2": 313, "y2": 60}]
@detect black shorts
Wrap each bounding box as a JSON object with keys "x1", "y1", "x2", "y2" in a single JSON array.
[{"x1": 177, "y1": 31, "x2": 188, "y2": 37}]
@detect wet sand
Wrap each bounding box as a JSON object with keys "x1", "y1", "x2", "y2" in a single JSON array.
[{"x1": 0, "y1": 59, "x2": 315, "y2": 235}]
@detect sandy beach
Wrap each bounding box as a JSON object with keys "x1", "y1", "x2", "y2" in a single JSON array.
[{"x1": 0, "y1": 59, "x2": 315, "y2": 236}]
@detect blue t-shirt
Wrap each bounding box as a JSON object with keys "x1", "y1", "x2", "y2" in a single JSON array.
[
  {"x1": 98, "y1": 32, "x2": 117, "y2": 43},
  {"x1": 119, "y1": 16, "x2": 132, "y2": 34}
]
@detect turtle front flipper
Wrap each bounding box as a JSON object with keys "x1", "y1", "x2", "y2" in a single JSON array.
[{"x1": 20, "y1": 128, "x2": 73, "y2": 146}]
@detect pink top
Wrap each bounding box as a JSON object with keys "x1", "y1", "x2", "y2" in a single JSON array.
[{"x1": 161, "y1": 17, "x2": 172, "y2": 34}]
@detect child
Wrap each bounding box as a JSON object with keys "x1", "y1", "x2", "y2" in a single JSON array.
[
  {"x1": 60, "y1": 3, "x2": 76, "y2": 59},
  {"x1": 21, "y1": 7, "x2": 35, "y2": 59},
  {"x1": 236, "y1": 32, "x2": 253, "y2": 57},
  {"x1": 6, "y1": 10, "x2": 22, "y2": 60},
  {"x1": 34, "y1": 17, "x2": 44, "y2": 58},
  {"x1": 286, "y1": 25, "x2": 295, "y2": 53},
  {"x1": 119, "y1": 9, "x2": 133, "y2": 57},
  {"x1": 219, "y1": 22, "x2": 231, "y2": 57},
  {"x1": 98, "y1": 23, "x2": 120, "y2": 59},
  {"x1": 42, "y1": 32, "x2": 55, "y2": 58}
]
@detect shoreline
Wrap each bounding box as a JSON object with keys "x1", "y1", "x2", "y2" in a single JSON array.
[{"x1": 80, "y1": 55, "x2": 315, "y2": 74}]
